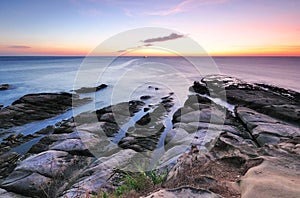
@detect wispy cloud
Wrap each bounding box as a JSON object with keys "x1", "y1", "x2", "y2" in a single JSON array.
[
  {"x1": 116, "y1": 43, "x2": 153, "y2": 53},
  {"x1": 145, "y1": 0, "x2": 192, "y2": 16},
  {"x1": 8, "y1": 45, "x2": 31, "y2": 49},
  {"x1": 142, "y1": 33, "x2": 185, "y2": 43},
  {"x1": 145, "y1": 0, "x2": 230, "y2": 16},
  {"x1": 117, "y1": 49, "x2": 128, "y2": 53},
  {"x1": 116, "y1": 33, "x2": 185, "y2": 53}
]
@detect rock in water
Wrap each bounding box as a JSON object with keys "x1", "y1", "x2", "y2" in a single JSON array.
[
  {"x1": 0, "y1": 92, "x2": 90, "y2": 129},
  {"x1": 75, "y1": 84, "x2": 107, "y2": 93},
  {"x1": 0, "y1": 75, "x2": 300, "y2": 198},
  {"x1": 201, "y1": 75, "x2": 300, "y2": 125},
  {"x1": 0, "y1": 84, "x2": 9, "y2": 90}
]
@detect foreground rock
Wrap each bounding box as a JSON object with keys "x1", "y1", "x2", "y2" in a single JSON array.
[
  {"x1": 145, "y1": 187, "x2": 222, "y2": 198},
  {"x1": 0, "y1": 75, "x2": 299, "y2": 197},
  {"x1": 0, "y1": 92, "x2": 90, "y2": 129},
  {"x1": 240, "y1": 145, "x2": 300, "y2": 198},
  {"x1": 0, "y1": 99, "x2": 147, "y2": 197},
  {"x1": 159, "y1": 75, "x2": 300, "y2": 198}
]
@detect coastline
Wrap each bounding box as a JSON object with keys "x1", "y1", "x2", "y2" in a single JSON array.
[{"x1": 0, "y1": 74, "x2": 299, "y2": 197}]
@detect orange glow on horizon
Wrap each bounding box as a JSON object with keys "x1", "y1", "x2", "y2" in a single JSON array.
[{"x1": 1, "y1": 45, "x2": 299, "y2": 56}]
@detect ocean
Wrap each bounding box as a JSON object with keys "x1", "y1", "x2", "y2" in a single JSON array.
[
  {"x1": 1, "y1": 56, "x2": 299, "y2": 107},
  {"x1": 0, "y1": 56, "x2": 299, "y2": 144}
]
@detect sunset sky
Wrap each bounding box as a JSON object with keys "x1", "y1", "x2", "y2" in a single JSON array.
[{"x1": 0, "y1": 0, "x2": 299, "y2": 56}]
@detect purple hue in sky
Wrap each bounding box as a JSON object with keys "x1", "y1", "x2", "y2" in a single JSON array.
[{"x1": 0, "y1": 0, "x2": 299, "y2": 55}]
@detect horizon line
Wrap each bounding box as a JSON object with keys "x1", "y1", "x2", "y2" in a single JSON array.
[{"x1": 0, "y1": 55, "x2": 300, "y2": 57}]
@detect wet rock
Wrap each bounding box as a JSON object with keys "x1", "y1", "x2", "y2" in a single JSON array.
[
  {"x1": 175, "y1": 109, "x2": 211, "y2": 123},
  {"x1": 49, "y1": 138, "x2": 93, "y2": 156},
  {"x1": 0, "y1": 93, "x2": 89, "y2": 129},
  {"x1": 203, "y1": 75, "x2": 300, "y2": 125},
  {"x1": 61, "y1": 149, "x2": 137, "y2": 197},
  {"x1": 256, "y1": 133, "x2": 282, "y2": 146},
  {"x1": 136, "y1": 113, "x2": 151, "y2": 125},
  {"x1": 252, "y1": 123, "x2": 300, "y2": 138},
  {"x1": 140, "y1": 95, "x2": 151, "y2": 100},
  {"x1": 0, "y1": 84, "x2": 9, "y2": 90},
  {"x1": 0, "y1": 152, "x2": 20, "y2": 180},
  {"x1": 255, "y1": 83, "x2": 300, "y2": 101},
  {"x1": 1, "y1": 150, "x2": 92, "y2": 197},
  {"x1": 189, "y1": 81, "x2": 209, "y2": 95},
  {"x1": 236, "y1": 107, "x2": 279, "y2": 130},
  {"x1": 0, "y1": 188, "x2": 30, "y2": 198},
  {"x1": 96, "y1": 100, "x2": 145, "y2": 117},
  {"x1": 118, "y1": 98, "x2": 173, "y2": 152},
  {"x1": 75, "y1": 83, "x2": 107, "y2": 93},
  {"x1": 1, "y1": 75, "x2": 300, "y2": 198},
  {"x1": 100, "y1": 122, "x2": 120, "y2": 137},
  {"x1": 236, "y1": 107, "x2": 300, "y2": 146},
  {"x1": 2, "y1": 171, "x2": 55, "y2": 197}
]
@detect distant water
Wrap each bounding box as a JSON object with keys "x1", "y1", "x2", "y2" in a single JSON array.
[{"x1": 0, "y1": 56, "x2": 299, "y2": 108}]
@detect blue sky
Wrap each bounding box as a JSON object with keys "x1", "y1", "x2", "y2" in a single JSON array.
[{"x1": 0, "y1": 0, "x2": 299, "y2": 55}]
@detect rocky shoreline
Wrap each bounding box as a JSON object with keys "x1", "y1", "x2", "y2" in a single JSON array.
[{"x1": 0, "y1": 75, "x2": 299, "y2": 197}]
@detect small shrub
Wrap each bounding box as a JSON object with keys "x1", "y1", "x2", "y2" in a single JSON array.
[{"x1": 96, "y1": 169, "x2": 168, "y2": 197}]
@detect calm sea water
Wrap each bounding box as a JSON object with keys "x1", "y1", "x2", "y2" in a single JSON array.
[
  {"x1": 0, "y1": 56, "x2": 299, "y2": 108},
  {"x1": 0, "y1": 56, "x2": 299, "y2": 144}
]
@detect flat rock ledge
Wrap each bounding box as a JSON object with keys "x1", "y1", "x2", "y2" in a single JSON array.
[
  {"x1": 0, "y1": 75, "x2": 299, "y2": 198},
  {"x1": 0, "y1": 92, "x2": 91, "y2": 129}
]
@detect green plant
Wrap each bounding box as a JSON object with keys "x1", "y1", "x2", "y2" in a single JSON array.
[
  {"x1": 146, "y1": 169, "x2": 168, "y2": 185},
  {"x1": 115, "y1": 171, "x2": 152, "y2": 196},
  {"x1": 95, "y1": 168, "x2": 168, "y2": 197}
]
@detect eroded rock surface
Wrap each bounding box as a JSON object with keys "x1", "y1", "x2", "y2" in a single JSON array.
[
  {"x1": 0, "y1": 93, "x2": 90, "y2": 129},
  {"x1": 0, "y1": 75, "x2": 299, "y2": 198},
  {"x1": 0, "y1": 99, "x2": 146, "y2": 197},
  {"x1": 160, "y1": 75, "x2": 300, "y2": 198}
]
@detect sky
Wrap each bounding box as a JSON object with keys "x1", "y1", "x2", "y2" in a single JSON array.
[{"x1": 0, "y1": 0, "x2": 299, "y2": 56}]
